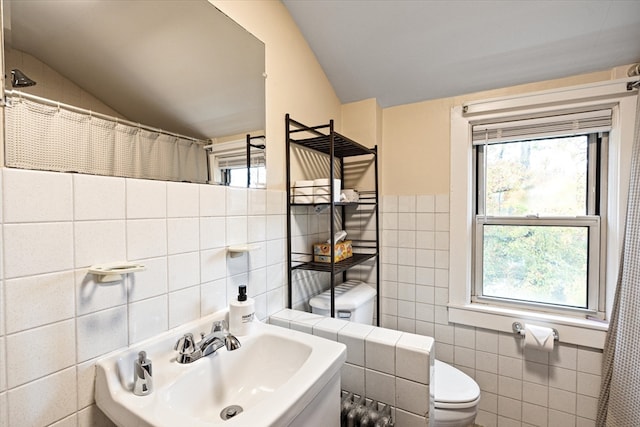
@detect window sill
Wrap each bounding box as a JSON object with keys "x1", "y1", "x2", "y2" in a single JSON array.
[{"x1": 448, "y1": 302, "x2": 608, "y2": 349}]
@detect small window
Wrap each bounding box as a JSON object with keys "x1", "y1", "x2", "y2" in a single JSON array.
[{"x1": 474, "y1": 132, "x2": 606, "y2": 314}]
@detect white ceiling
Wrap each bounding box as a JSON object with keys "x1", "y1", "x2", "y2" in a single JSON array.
[{"x1": 283, "y1": 0, "x2": 640, "y2": 108}]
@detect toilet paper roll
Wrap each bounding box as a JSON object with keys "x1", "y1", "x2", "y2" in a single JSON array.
[{"x1": 524, "y1": 324, "x2": 555, "y2": 352}]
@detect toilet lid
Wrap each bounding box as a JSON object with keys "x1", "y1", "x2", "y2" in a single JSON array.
[{"x1": 433, "y1": 360, "x2": 480, "y2": 408}]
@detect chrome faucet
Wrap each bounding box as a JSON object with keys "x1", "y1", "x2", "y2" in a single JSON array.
[{"x1": 174, "y1": 320, "x2": 241, "y2": 364}]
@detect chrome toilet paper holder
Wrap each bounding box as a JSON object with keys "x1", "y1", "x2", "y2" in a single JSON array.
[{"x1": 512, "y1": 322, "x2": 559, "y2": 341}]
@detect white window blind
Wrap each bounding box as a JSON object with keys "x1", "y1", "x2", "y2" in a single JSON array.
[
  {"x1": 210, "y1": 139, "x2": 265, "y2": 169},
  {"x1": 472, "y1": 109, "x2": 612, "y2": 145}
]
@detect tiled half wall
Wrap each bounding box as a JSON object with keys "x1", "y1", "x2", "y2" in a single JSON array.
[
  {"x1": 0, "y1": 168, "x2": 288, "y2": 427},
  {"x1": 270, "y1": 308, "x2": 434, "y2": 427},
  {"x1": 380, "y1": 194, "x2": 603, "y2": 427}
]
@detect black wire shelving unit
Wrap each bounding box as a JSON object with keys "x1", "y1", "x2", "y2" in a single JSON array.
[{"x1": 285, "y1": 114, "x2": 380, "y2": 326}]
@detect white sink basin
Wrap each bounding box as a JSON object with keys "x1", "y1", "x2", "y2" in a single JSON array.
[{"x1": 95, "y1": 312, "x2": 346, "y2": 427}]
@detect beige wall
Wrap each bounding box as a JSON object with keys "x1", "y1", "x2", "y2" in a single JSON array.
[
  {"x1": 212, "y1": 0, "x2": 343, "y2": 191},
  {"x1": 322, "y1": 63, "x2": 623, "y2": 198},
  {"x1": 380, "y1": 67, "x2": 621, "y2": 195}
]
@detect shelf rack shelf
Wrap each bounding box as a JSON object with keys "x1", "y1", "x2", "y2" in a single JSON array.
[{"x1": 285, "y1": 114, "x2": 380, "y2": 325}]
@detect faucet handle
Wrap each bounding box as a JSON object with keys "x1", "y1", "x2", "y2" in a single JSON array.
[
  {"x1": 211, "y1": 320, "x2": 228, "y2": 333},
  {"x1": 174, "y1": 333, "x2": 196, "y2": 354}
]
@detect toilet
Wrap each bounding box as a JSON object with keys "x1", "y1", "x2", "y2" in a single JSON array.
[
  {"x1": 308, "y1": 281, "x2": 480, "y2": 426},
  {"x1": 432, "y1": 360, "x2": 481, "y2": 427}
]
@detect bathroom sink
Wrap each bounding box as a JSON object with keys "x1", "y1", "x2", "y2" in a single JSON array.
[{"x1": 95, "y1": 311, "x2": 346, "y2": 427}]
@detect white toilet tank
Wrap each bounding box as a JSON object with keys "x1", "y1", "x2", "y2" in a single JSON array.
[{"x1": 309, "y1": 280, "x2": 376, "y2": 324}]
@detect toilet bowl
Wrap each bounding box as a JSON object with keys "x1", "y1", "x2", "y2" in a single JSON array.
[{"x1": 432, "y1": 360, "x2": 481, "y2": 427}]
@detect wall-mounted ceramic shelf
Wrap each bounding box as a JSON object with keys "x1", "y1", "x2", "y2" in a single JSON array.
[
  {"x1": 88, "y1": 262, "x2": 146, "y2": 283},
  {"x1": 227, "y1": 244, "x2": 261, "y2": 258}
]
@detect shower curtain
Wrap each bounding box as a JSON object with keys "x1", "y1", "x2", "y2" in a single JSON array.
[
  {"x1": 4, "y1": 96, "x2": 209, "y2": 183},
  {"x1": 597, "y1": 88, "x2": 640, "y2": 426}
]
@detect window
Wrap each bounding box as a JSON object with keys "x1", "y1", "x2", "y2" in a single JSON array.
[
  {"x1": 449, "y1": 78, "x2": 638, "y2": 348},
  {"x1": 474, "y1": 132, "x2": 606, "y2": 314}
]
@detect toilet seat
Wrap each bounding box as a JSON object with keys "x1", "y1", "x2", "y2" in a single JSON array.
[{"x1": 433, "y1": 360, "x2": 481, "y2": 410}]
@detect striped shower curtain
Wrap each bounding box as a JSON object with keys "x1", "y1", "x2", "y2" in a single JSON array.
[{"x1": 597, "y1": 87, "x2": 640, "y2": 425}]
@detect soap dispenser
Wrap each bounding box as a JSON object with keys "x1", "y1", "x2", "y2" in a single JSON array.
[
  {"x1": 133, "y1": 351, "x2": 153, "y2": 396},
  {"x1": 229, "y1": 285, "x2": 255, "y2": 336}
]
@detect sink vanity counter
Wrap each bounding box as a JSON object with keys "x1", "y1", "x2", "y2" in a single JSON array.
[{"x1": 95, "y1": 311, "x2": 346, "y2": 427}]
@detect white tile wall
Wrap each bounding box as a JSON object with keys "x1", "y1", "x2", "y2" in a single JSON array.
[
  {"x1": 0, "y1": 168, "x2": 287, "y2": 426},
  {"x1": 270, "y1": 309, "x2": 434, "y2": 424},
  {"x1": 381, "y1": 193, "x2": 604, "y2": 427}
]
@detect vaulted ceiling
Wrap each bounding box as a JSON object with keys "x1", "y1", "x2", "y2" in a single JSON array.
[{"x1": 283, "y1": 0, "x2": 640, "y2": 108}]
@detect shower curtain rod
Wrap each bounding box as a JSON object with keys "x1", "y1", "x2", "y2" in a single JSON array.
[{"x1": 3, "y1": 89, "x2": 209, "y2": 145}]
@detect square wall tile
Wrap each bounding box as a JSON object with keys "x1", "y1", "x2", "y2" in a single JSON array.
[
  {"x1": 77, "y1": 359, "x2": 98, "y2": 409},
  {"x1": 312, "y1": 317, "x2": 347, "y2": 341},
  {"x1": 200, "y1": 217, "x2": 226, "y2": 249},
  {"x1": 3, "y1": 222, "x2": 74, "y2": 278},
  {"x1": 76, "y1": 269, "x2": 128, "y2": 316},
  {"x1": 341, "y1": 363, "x2": 365, "y2": 396},
  {"x1": 365, "y1": 327, "x2": 402, "y2": 375},
  {"x1": 290, "y1": 312, "x2": 324, "y2": 334},
  {"x1": 266, "y1": 190, "x2": 285, "y2": 215},
  {"x1": 126, "y1": 178, "x2": 166, "y2": 219},
  {"x1": 435, "y1": 194, "x2": 449, "y2": 212},
  {"x1": 7, "y1": 367, "x2": 77, "y2": 427},
  {"x1": 396, "y1": 333, "x2": 433, "y2": 384},
  {"x1": 550, "y1": 343, "x2": 577, "y2": 370},
  {"x1": 200, "y1": 248, "x2": 226, "y2": 282},
  {"x1": 3, "y1": 168, "x2": 72, "y2": 222},
  {"x1": 200, "y1": 184, "x2": 226, "y2": 216},
  {"x1": 265, "y1": 215, "x2": 284, "y2": 240},
  {"x1": 549, "y1": 366, "x2": 577, "y2": 392},
  {"x1": 127, "y1": 257, "x2": 168, "y2": 302},
  {"x1": 248, "y1": 267, "x2": 267, "y2": 296},
  {"x1": 126, "y1": 219, "x2": 167, "y2": 260},
  {"x1": 74, "y1": 220, "x2": 126, "y2": 268},
  {"x1": 201, "y1": 279, "x2": 227, "y2": 316},
  {"x1": 0, "y1": 279, "x2": 3, "y2": 335},
  {"x1": 167, "y1": 218, "x2": 199, "y2": 254},
  {"x1": 73, "y1": 174, "x2": 125, "y2": 220},
  {"x1": 577, "y1": 347, "x2": 602, "y2": 375},
  {"x1": 5, "y1": 271, "x2": 75, "y2": 333},
  {"x1": 226, "y1": 216, "x2": 248, "y2": 246},
  {"x1": 128, "y1": 295, "x2": 168, "y2": 344},
  {"x1": 0, "y1": 338, "x2": 5, "y2": 392},
  {"x1": 523, "y1": 381, "x2": 548, "y2": 407},
  {"x1": 398, "y1": 195, "x2": 416, "y2": 213},
  {"x1": 169, "y1": 286, "x2": 201, "y2": 329},
  {"x1": 382, "y1": 195, "x2": 398, "y2": 213},
  {"x1": 248, "y1": 216, "x2": 267, "y2": 243},
  {"x1": 416, "y1": 195, "x2": 435, "y2": 212},
  {"x1": 77, "y1": 306, "x2": 128, "y2": 362},
  {"x1": 226, "y1": 187, "x2": 248, "y2": 216},
  {"x1": 167, "y1": 182, "x2": 199, "y2": 217},
  {"x1": 267, "y1": 288, "x2": 286, "y2": 317},
  {"x1": 395, "y1": 409, "x2": 427, "y2": 427},
  {"x1": 365, "y1": 369, "x2": 396, "y2": 406},
  {"x1": 338, "y1": 322, "x2": 375, "y2": 366},
  {"x1": 248, "y1": 189, "x2": 266, "y2": 215},
  {"x1": 6, "y1": 320, "x2": 75, "y2": 387},
  {"x1": 396, "y1": 377, "x2": 429, "y2": 415},
  {"x1": 549, "y1": 387, "x2": 576, "y2": 414},
  {"x1": 168, "y1": 252, "x2": 200, "y2": 291}
]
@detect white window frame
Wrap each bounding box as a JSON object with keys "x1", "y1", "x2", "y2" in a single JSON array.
[
  {"x1": 449, "y1": 77, "x2": 638, "y2": 348},
  {"x1": 474, "y1": 133, "x2": 604, "y2": 315}
]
